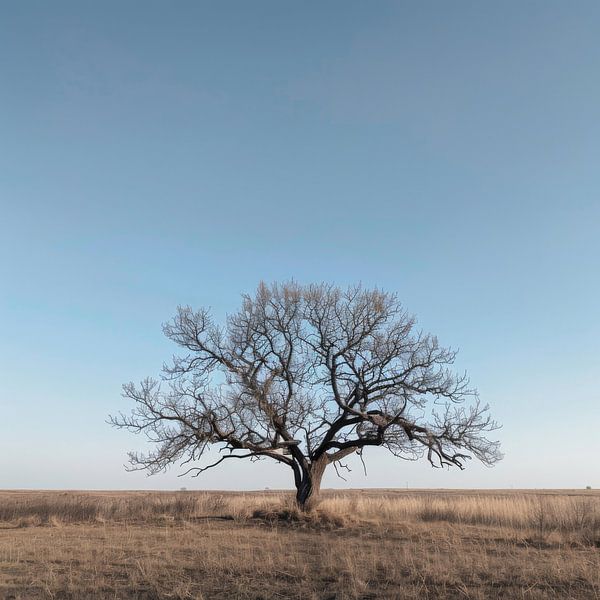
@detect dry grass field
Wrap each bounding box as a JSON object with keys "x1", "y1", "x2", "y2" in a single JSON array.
[{"x1": 0, "y1": 489, "x2": 598, "y2": 599}]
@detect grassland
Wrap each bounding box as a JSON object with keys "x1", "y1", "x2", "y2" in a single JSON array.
[{"x1": 0, "y1": 489, "x2": 598, "y2": 599}]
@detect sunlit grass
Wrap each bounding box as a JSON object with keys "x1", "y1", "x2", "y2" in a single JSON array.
[{"x1": 0, "y1": 489, "x2": 598, "y2": 599}]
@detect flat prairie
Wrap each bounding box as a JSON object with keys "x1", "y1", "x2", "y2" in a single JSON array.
[{"x1": 0, "y1": 489, "x2": 598, "y2": 599}]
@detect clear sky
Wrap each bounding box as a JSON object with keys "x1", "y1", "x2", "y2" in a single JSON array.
[{"x1": 1, "y1": 1, "x2": 598, "y2": 491}]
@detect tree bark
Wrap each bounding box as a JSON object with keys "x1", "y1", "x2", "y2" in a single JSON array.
[{"x1": 296, "y1": 456, "x2": 328, "y2": 511}]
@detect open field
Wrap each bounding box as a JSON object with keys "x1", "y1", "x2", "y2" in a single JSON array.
[{"x1": 0, "y1": 489, "x2": 598, "y2": 599}]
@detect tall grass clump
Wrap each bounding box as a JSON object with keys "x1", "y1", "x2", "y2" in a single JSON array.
[
  {"x1": 319, "y1": 491, "x2": 599, "y2": 545},
  {"x1": 0, "y1": 495, "x2": 99, "y2": 526},
  {"x1": 1, "y1": 490, "x2": 598, "y2": 545}
]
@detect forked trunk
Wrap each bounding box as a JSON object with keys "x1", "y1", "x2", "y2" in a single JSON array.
[{"x1": 295, "y1": 456, "x2": 328, "y2": 511}]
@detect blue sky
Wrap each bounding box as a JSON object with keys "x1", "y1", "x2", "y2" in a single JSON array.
[{"x1": 1, "y1": 1, "x2": 598, "y2": 490}]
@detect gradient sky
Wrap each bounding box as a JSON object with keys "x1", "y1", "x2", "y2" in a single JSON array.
[{"x1": 1, "y1": 2, "x2": 598, "y2": 491}]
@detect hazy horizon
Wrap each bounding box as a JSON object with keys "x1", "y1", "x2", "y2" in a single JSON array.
[{"x1": 1, "y1": 2, "x2": 599, "y2": 491}]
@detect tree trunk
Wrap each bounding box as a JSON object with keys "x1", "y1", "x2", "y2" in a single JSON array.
[{"x1": 296, "y1": 456, "x2": 328, "y2": 511}]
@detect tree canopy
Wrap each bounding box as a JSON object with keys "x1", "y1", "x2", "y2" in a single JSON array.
[{"x1": 111, "y1": 282, "x2": 501, "y2": 509}]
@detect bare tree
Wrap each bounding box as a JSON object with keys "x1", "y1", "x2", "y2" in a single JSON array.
[{"x1": 110, "y1": 282, "x2": 501, "y2": 510}]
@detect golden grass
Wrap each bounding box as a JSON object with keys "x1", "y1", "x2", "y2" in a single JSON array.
[{"x1": 0, "y1": 489, "x2": 598, "y2": 599}]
